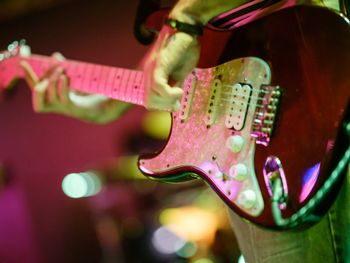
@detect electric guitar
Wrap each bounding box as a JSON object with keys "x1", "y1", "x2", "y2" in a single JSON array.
[{"x1": 1, "y1": 5, "x2": 349, "y2": 229}]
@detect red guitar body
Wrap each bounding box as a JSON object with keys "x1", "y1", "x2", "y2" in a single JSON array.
[
  {"x1": 1, "y1": 5, "x2": 349, "y2": 230},
  {"x1": 139, "y1": 5, "x2": 350, "y2": 229}
]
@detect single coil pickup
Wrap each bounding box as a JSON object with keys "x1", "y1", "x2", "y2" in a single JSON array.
[
  {"x1": 205, "y1": 78, "x2": 222, "y2": 126},
  {"x1": 179, "y1": 73, "x2": 198, "y2": 122}
]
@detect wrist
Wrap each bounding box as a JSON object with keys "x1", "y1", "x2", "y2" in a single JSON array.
[{"x1": 165, "y1": 18, "x2": 203, "y2": 36}]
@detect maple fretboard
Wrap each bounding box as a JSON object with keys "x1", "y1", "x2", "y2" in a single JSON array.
[{"x1": 23, "y1": 55, "x2": 145, "y2": 106}]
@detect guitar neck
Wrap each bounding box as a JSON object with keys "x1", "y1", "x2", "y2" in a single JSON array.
[{"x1": 24, "y1": 55, "x2": 145, "y2": 106}]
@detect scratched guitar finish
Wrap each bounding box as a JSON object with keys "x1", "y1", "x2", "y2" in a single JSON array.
[{"x1": 140, "y1": 58, "x2": 272, "y2": 217}]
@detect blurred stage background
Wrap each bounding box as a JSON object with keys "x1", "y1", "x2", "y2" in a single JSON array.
[{"x1": 0, "y1": 0, "x2": 240, "y2": 262}]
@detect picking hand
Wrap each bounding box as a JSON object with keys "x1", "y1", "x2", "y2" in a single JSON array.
[{"x1": 142, "y1": 25, "x2": 200, "y2": 111}]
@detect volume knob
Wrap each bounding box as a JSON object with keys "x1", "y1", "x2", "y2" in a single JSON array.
[
  {"x1": 226, "y1": 135, "x2": 245, "y2": 153},
  {"x1": 229, "y1": 163, "x2": 248, "y2": 181},
  {"x1": 237, "y1": 189, "x2": 257, "y2": 209}
]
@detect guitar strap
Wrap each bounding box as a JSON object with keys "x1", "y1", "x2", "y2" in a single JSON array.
[
  {"x1": 208, "y1": 0, "x2": 296, "y2": 30},
  {"x1": 339, "y1": 0, "x2": 350, "y2": 16}
]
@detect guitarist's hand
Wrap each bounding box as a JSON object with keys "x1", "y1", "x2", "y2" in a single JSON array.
[
  {"x1": 142, "y1": 0, "x2": 251, "y2": 112},
  {"x1": 143, "y1": 25, "x2": 200, "y2": 111},
  {"x1": 20, "y1": 53, "x2": 131, "y2": 123},
  {"x1": 20, "y1": 53, "x2": 75, "y2": 115}
]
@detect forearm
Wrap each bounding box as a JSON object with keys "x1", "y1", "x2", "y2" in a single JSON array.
[
  {"x1": 68, "y1": 99, "x2": 131, "y2": 124},
  {"x1": 169, "y1": 0, "x2": 250, "y2": 25}
]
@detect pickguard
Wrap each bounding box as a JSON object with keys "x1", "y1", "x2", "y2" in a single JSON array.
[{"x1": 139, "y1": 57, "x2": 271, "y2": 217}]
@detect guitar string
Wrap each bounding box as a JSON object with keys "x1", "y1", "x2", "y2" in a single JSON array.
[
  {"x1": 135, "y1": 89, "x2": 269, "y2": 109},
  {"x1": 222, "y1": 84, "x2": 270, "y2": 93},
  {"x1": 221, "y1": 93, "x2": 269, "y2": 102},
  {"x1": 221, "y1": 98, "x2": 276, "y2": 107},
  {"x1": 31, "y1": 57, "x2": 269, "y2": 94},
  {"x1": 31, "y1": 56, "x2": 272, "y2": 96},
  {"x1": 30, "y1": 57, "x2": 144, "y2": 103},
  {"x1": 29, "y1": 57, "x2": 276, "y2": 109},
  {"x1": 31, "y1": 56, "x2": 269, "y2": 92},
  {"x1": 29, "y1": 59, "x2": 272, "y2": 131}
]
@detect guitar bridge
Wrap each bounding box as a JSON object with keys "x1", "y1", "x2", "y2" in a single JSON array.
[{"x1": 251, "y1": 85, "x2": 281, "y2": 146}]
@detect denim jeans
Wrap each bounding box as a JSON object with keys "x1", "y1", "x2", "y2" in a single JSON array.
[{"x1": 229, "y1": 167, "x2": 350, "y2": 263}]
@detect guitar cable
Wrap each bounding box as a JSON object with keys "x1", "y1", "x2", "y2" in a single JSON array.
[{"x1": 271, "y1": 121, "x2": 350, "y2": 228}]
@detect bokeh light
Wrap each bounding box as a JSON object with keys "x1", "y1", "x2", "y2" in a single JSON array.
[
  {"x1": 62, "y1": 172, "x2": 102, "y2": 198},
  {"x1": 142, "y1": 111, "x2": 171, "y2": 140},
  {"x1": 159, "y1": 206, "x2": 219, "y2": 244},
  {"x1": 238, "y1": 254, "x2": 246, "y2": 263},
  {"x1": 151, "y1": 226, "x2": 186, "y2": 254},
  {"x1": 193, "y1": 258, "x2": 215, "y2": 263}
]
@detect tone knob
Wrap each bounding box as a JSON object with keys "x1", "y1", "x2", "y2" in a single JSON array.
[
  {"x1": 229, "y1": 163, "x2": 248, "y2": 181},
  {"x1": 237, "y1": 189, "x2": 257, "y2": 209},
  {"x1": 226, "y1": 135, "x2": 245, "y2": 153}
]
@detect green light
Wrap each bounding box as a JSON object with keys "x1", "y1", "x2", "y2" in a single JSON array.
[
  {"x1": 62, "y1": 172, "x2": 102, "y2": 198},
  {"x1": 176, "y1": 241, "x2": 197, "y2": 258},
  {"x1": 238, "y1": 255, "x2": 246, "y2": 263},
  {"x1": 193, "y1": 258, "x2": 214, "y2": 263}
]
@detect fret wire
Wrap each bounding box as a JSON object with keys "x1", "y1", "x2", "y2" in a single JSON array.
[
  {"x1": 80, "y1": 63, "x2": 88, "y2": 92},
  {"x1": 88, "y1": 63, "x2": 96, "y2": 94},
  {"x1": 125, "y1": 69, "x2": 132, "y2": 103},
  {"x1": 137, "y1": 71, "x2": 143, "y2": 105},
  {"x1": 105, "y1": 66, "x2": 115, "y2": 98},
  {"x1": 113, "y1": 67, "x2": 123, "y2": 100},
  {"x1": 121, "y1": 67, "x2": 129, "y2": 102},
  {"x1": 79, "y1": 63, "x2": 89, "y2": 92},
  {"x1": 88, "y1": 63, "x2": 97, "y2": 93},
  {"x1": 114, "y1": 68, "x2": 124, "y2": 100},
  {"x1": 74, "y1": 61, "x2": 86, "y2": 93},
  {"x1": 113, "y1": 67, "x2": 121, "y2": 98},
  {"x1": 121, "y1": 68, "x2": 130, "y2": 102},
  {"x1": 129, "y1": 70, "x2": 137, "y2": 104},
  {"x1": 136, "y1": 72, "x2": 144, "y2": 105},
  {"x1": 98, "y1": 65, "x2": 106, "y2": 95},
  {"x1": 126, "y1": 69, "x2": 133, "y2": 103},
  {"x1": 71, "y1": 61, "x2": 82, "y2": 92},
  {"x1": 96, "y1": 65, "x2": 103, "y2": 95},
  {"x1": 92, "y1": 65, "x2": 102, "y2": 93},
  {"x1": 116, "y1": 67, "x2": 122, "y2": 100},
  {"x1": 99, "y1": 65, "x2": 109, "y2": 97},
  {"x1": 64, "y1": 60, "x2": 75, "y2": 89},
  {"x1": 89, "y1": 63, "x2": 98, "y2": 94},
  {"x1": 110, "y1": 67, "x2": 118, "y2": 100},
  {"x1": 110, "y1": 67, "x2": 119, "y2": 99},
  {"x1": 128, "y1": 70, "x2": 135, "y2": 103}
]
